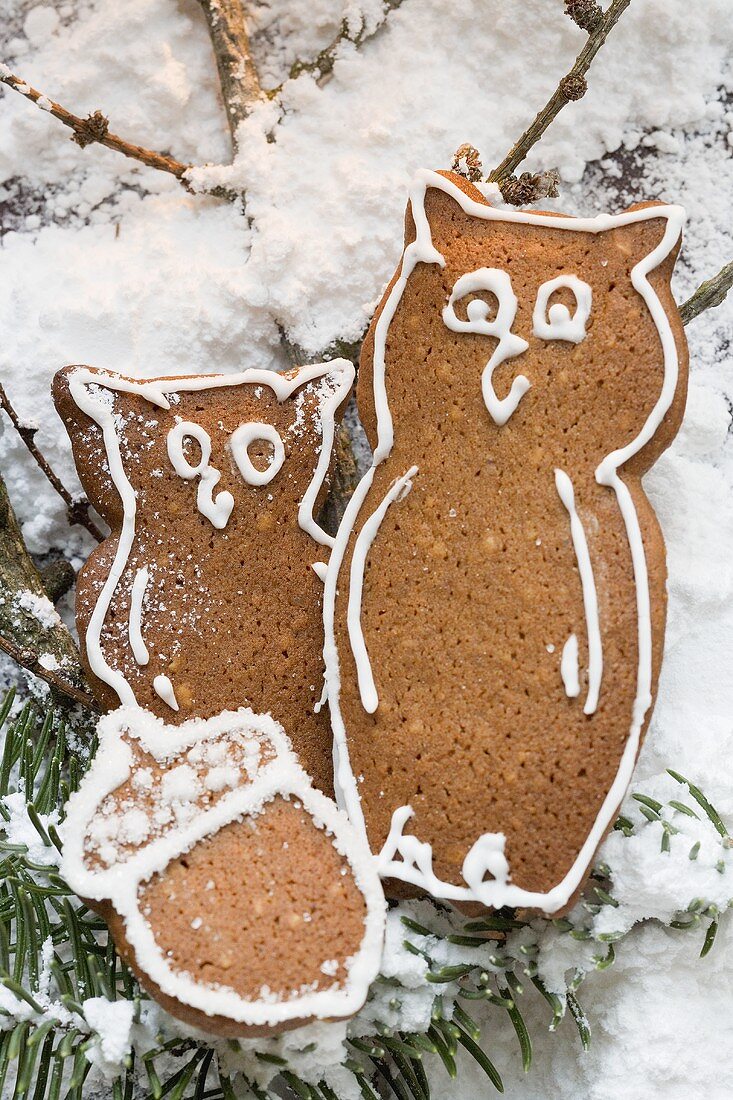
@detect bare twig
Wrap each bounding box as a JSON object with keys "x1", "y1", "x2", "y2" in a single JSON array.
[
  {"x1": 680, "y1": 261, "x2": 733, "y2": 326},
  {"x1": 488, "y1": 0, "x2": 632, "y2": 183},
  {"x1": 287, "y1": 0, "x2": 406, "y2": 85},
  {"x1": 0, "y1": 473, "x2": 96, "y2": 710},
  {"x1": 0, "y1": 67, "x2": 191, "y2": 181},
  {"x1": 0, "y1": 383, "x2": 104, "y2": 542},
  {"x1": 196, "y1": 0, "x2": 264, "y2": 145}
]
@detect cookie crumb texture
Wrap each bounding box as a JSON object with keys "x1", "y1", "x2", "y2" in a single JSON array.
[
  {"x1": 333, "y1": 174, "x2": 687, "y2": 909},
  {"x1": 53, "y1": 367, "x2": 349, "y2": 793}
]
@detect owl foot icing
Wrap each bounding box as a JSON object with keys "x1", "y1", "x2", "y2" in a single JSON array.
[
  {"x1": 61, "y1": 707, "x2": 385, "y2": 1036},
  {"x1": 324, "y1": 168, "x2": 688, "y2": 915}
]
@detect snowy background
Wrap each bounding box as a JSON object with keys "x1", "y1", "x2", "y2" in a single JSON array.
[{"x1": 1, "y1": 0, "x2": 732, "y2": 1096}]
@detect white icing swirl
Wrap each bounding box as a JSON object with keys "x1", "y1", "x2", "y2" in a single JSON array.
[
  {"x1": 128, "y1": 566, "x2": 150, "y2": 666},
  {"x1": 166, "y1": 420, "x2": 234, "y2": 530},
  {"x1": 533, "y1": 275, "x2": 592, "y2": 344},
  {"x1": 153, "y1": 673, "x2": 179, "y2": 712},
  {"x1": 229, "y1": 421, "x2": 285, "y2": 486},
  {"x1": 443, "y1": 267, "x2": 530, "y2": 426}
]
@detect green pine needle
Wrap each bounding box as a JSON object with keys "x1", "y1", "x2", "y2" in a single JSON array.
[{"x1": 667, "y1": 769, "x2": 729, "y2": 839}]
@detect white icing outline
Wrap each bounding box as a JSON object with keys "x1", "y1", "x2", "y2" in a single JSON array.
[
  {"x1": 61, "y1": 707, "x2": 385, "y2": 1028},
  {"x1": 229, "y1": 422, "x2": 285, "y2": 486},
  {"x1": 323, "y1": 169, "x2": 684, "y2": 911},
  {"x1": 347, "y1": 467, "x2": 418, "y2": 714},
  {"x1": 128, "y1": 566, "x2": 150, "y2": 667},
  {"x1": 443, "y1": 268, "x2": 530, "y2": 425},
  {"x1": 555, "y1": 468, "x2": 603, "y2": 714},
  {"x1": 533, "y1": 275, "x2": 592, "y2": 344},
  {"x1": 311, "y1": 561, "x2": 328, "y2": 582},
  {"x1": 166, "y1": 421, "x2": 234, "y2": 530},
  {"x1": 66, "y1": 361, "x2": 354, "y2": 708}
]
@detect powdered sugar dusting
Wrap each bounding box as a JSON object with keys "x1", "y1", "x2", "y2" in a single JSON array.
[{"x1": 0, "y1": 0, "x2": 732, "y2": 1093}]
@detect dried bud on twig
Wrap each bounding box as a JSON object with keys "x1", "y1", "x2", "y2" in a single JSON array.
[
  {"x1": 559, "y1": 73, "x2": 587, "y2": 101},
  {"x1": 564, "y1": 0, "x2": 603, "y2": 32},
  {"x1": 499, "y1": 170, "x2": 560, "y2": 207},
  {"x1": 72, "y1": 110, "x2": 110, "y2": 148},
  {"x1": 452, "y1": 144, "x2": 483, "y2": 183}
]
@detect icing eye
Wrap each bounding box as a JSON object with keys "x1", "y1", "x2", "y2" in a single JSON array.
[
  {"x1": 167, "y1": 421, "x2": 212, "y2": 479},
  {"x1": 442, "y1": 267, "x2": 531, "y2": 427},
  {"x1": 443, "y1": 268, "x2": 517, "y2": 335},
  {"x1": 167, "y1": 421, "x2": 234, "y2": 530},
  {"x1": 229, "y1": 422, "x2": 285, "y2": 486},
  {"x1": 533, "y1": 276, "x2": 592, "y2": 344}
]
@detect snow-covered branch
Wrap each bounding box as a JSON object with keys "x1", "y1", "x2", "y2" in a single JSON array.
[
  {"x1": 287, "y1": 0, "x2": 406, "y2": 85},
  {"x1": 680, "y1": 261, "x2": 733, "y2": 326},
  {"x1": 0, "y1": 66, "x2": 191, "y2": 181},
  {"x1": 196, "y1": 0, "x2": 264, "y2": 146},
  {"x1": 0, "y1": 474, "x2": 95, "y2": 709},
  {"x1": 0, "y1": 385, "x2": 103, "y2": 543}
]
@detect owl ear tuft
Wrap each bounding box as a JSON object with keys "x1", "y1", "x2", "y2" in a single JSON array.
[
  {"x1": 53, "y1": 365, "x2": 127, "y2": 526},
  {"x1": 607, "y1": 203, "x2": 682, "y2": 268},
  {"x1": 406, "y1": 171, "x2": 491, "y2": 250}
]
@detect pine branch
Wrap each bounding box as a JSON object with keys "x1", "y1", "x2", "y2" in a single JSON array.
[
  {"x1": 679, "y1": 261, "x2": 733, "y2": 326},
  {"x1": 0, "y1": 66, "x2": 191, "y2": 182},
  {"x1": 488, "y1": 0, "x2": 632, "y2": 183},
  {"x1": 0, "y1": 384, "x2": 104, "y2": 543},
  {"x1": 0, "y1": 475, "x2": 95, "y2": 710},
  {"x1": 287, "y1": 0, "x2": 406, "y2": 85},
  {"x1": 196, "y1": 0, "x2": 264, "y2": 146}
]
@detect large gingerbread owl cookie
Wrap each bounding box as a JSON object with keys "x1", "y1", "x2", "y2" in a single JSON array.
[
  {"x1": 324, "y1": 169, "x2": 688, "y2": 914},
  {"x1": 55, "y1": 363, "x2": 386, "y2": 1035}
]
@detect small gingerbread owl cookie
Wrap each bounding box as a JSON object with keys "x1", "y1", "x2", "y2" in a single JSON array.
[
  {"x1": 325, "y1": 170, "x2": 688, "y2": 914},
  {"x1": 53, "y1": 362, "x2": 353, "y2": 792},
  {"x1": 55, "y1": 362, "x2": 386, "y2": 1034}
]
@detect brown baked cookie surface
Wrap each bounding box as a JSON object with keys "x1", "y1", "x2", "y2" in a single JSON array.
[
  {"x1": 325, "y1": 170, "x2": 688, "y2": 914},
  {"x1": 53, "y1": 363, "x2": 353, "y2": 793}
]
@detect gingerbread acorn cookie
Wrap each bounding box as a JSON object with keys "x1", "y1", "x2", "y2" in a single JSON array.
[
  {"x1": 62, "y1": 706, "x2": 384, "y2": 1036},
  {"x1": 55, "y1": 363, "x2": 385, "y2": 1035},
  {"x1": 324, "y1": 169, "x2": 688, "y2": 914}
]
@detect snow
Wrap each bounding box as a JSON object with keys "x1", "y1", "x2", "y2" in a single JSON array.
[
  {"x1": 1, "y1": 791, "x2": 60, "y2": 866},
  {"x1": 0, "y1": 0, "x2": 732, "y2": 1095},
  {"x1": 15, "y1": 588, "x2": 62, "y2": 629},
  {"x1": 82, "y1": 998, "x2": 136, "y2": 1078}
]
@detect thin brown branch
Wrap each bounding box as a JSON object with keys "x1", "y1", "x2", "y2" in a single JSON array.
[
  {"x1": 488, "y1": 0, "x2": 632, "y2": 183},
  {"x1": 0, "y1": 635, "x2": 95, "y2": 710},
  {"x1": 0, "y1": 472, "x2": 96, "y2": 710},
  {"x1": 0, "y1": 383, "x2": 104, "y2": 543},
  {"x1": 287, "y1": 0, "x2": 406, "y2": 86},
  {"x1": 196, "y1": 0, "x2": 264, "y2": 146},
  {"x1": 680, "y1": 261, "x2": 733, "y2": 326},
  {"x1": 0, "y1": 67, "x2": 191, "y2": 181}
]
